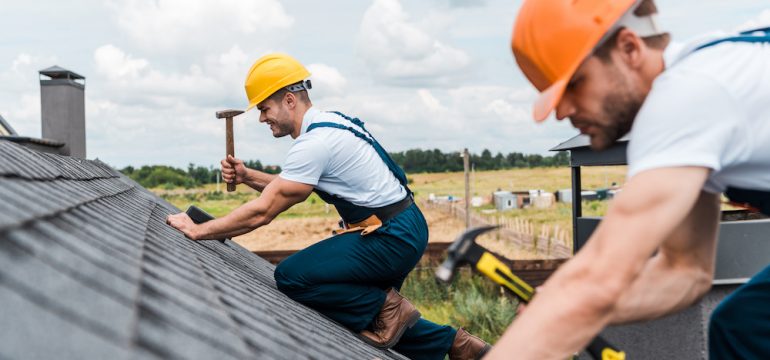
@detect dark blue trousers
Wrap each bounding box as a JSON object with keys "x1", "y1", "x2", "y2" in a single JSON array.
[
  {"x1": 274, "y1": 204, "x2": 456, "y2": 360},
  {"x1": 709, "y1": 263, "x2": 770, "y2": 359}
]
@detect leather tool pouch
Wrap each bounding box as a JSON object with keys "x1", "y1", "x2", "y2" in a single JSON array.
[{"x1": 332, "y1": 215, "x2": 383, "y2": 236}]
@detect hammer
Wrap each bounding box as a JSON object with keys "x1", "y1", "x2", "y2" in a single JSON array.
[
  {"x1": 436, "y1": 226, "x2": 626, "y2": 360},
  {"x1": 216, "y1": 109, "x2": 244, "y2": 192}
]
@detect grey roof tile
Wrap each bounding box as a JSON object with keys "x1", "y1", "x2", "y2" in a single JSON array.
[
  {"x1": 0, "y1": 286, "x2": 143, "y2": 360},
  {"x1": 0, "y1": 139, "x2": 404, "y2": 360},
  {"x1": 0, "y1": 141, "x2": 62, "y2": 179},
  {"x1": 0, "y1": 230, "x2": 135, "y2": 342}
]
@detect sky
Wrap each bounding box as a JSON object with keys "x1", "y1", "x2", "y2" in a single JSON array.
[{"x1": 2, "y1": 0, "x2": 769, "y2": 169}]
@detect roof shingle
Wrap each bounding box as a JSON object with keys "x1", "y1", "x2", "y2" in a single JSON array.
[{"x1": 0, "y1": 139, "x2": 404, "y2": 359}]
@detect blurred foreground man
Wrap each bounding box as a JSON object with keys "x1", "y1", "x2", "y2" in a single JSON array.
[
  {"x1": 167, "y1": 53, "x2": 489, "y2": 360},
  {"x1": 486, "y1": 0, "x2": 770, "y2": 359}
]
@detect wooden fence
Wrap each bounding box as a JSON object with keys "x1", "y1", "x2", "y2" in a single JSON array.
[{"x1": 422, "y1": 200, "x2": 572, "y2": 259}]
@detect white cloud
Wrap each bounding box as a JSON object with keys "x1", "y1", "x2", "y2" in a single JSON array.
[
  {"x1": 92, "y1": 44, "x2": 249, "y2": 108},
  {"x1": 312, "y1": 83, "x2": 572, "y2": 157},
  {"x1": 357, "y1": 0, "x2": 471, "y2": 85},
  {"x1": 306, "y1": 63, "x2": 347, "y2": 99},
  {"x1": 11, "y1": 54, "x2": 33, "y2": 73},
  {"x1": 94, "y1": 45, "x2": 148, "y2": 80},
  {"x1": 735, "y1": 9, "x2": 770, "y2": 32},
  {"x1": 108, "y1": 0, "x2": 293, "y2": 53},
  {"x1": 0, "y1": 53, "x2": 59, "y2": 137},
  {"x1": 417, "y1": 89, "x2": 447, "y2": 114}
]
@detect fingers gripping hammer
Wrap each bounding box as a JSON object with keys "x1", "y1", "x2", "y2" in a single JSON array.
[
  {"x1": 436, "y1": 226, "x2": 626, "y2": 360},
  {"x1": 216, "y1": 109, "x2": 244, "y2": 192}
]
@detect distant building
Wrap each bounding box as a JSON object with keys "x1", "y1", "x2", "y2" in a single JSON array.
[
  {"x1": 531, "y1": 192, "x2": 555, "y2": 209},
  {"x1": 493, "y1": 191, "x2": 517, "y2": 211}
]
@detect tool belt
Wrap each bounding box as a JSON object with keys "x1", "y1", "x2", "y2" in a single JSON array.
[{"x1": 332, "y1": 194, "x2": 414, "y2": 236}]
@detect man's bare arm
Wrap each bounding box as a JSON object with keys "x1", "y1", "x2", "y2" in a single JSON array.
[
  {"x1": 166, "y1": 177, "x2": 313, "y2": 240},
  {"x1": 610, "y1": 190, "x2": 719, "y2": 323},
  {"x1": 242, "y1": 168, "x2": 278, "y2": 192},
  {"x1": 485, "y1": 167, "x2": 710, "y2": 359}
]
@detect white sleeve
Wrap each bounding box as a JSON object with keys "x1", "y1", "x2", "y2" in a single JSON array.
[
  {"x1": 627, "y1": 69, "x2": 741, "y2": 178},
  {"x1": 279, "y1": 135, "x2": 330, "y2": 186}
]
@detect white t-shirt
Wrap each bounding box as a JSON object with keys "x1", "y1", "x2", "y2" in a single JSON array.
[
  {"x1": 627, "y1": 32, "x2": 770, "y2": 193},
  {"x1": 279, "y1": 107, "x2": 407, "y2": 207}
]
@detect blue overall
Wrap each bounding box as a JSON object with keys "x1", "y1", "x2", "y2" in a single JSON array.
[
  {"x1": 702, "y1": 28, "x2": 770, "y2": 360},
  {"x1": 273, "y1": 112, "x2": 456, "y2": 360}
]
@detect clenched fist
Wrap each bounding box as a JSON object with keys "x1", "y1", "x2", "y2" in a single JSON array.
[{"x1": 221, "y1": 155, "x2": 248, "y2": 185}]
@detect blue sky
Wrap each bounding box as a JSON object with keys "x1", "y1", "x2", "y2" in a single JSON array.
[{"x1": 2, "y1": 0, "x2": 769, "y2": 168}]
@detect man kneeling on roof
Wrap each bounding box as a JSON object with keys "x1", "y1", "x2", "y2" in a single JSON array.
[{"x1": 166, "y1": 53, "x2": 490, "y2": 360}]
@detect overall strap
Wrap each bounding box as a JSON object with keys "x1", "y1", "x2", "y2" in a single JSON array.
[
  {"x1": 307, "y1": 112, "x2": 412, "y2": 195},
  {"x1": 694, "y1": 27, "x2": 770, "y2": 52}
]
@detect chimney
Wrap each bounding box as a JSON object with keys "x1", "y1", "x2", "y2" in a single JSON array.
[{"x1": 39, "y1": 65, "x2": 86, "y2": 158}]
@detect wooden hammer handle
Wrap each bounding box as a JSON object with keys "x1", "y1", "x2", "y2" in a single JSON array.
[{"x1": 225, "y1": 117, "x2": 235, "y2": 192}]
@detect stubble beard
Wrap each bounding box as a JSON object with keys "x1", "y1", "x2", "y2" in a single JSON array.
[
  {"x1": 589, "y1": 79, "x2": 643, "y2": 151},
  {"x1": 270, "y1": 107, "x2": 294, "y2": 138}
]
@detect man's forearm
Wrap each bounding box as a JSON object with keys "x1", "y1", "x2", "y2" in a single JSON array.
[
  {"x1": 610, "y1": 255, "x2": 712, "y2": 324},
  {"x1": 243, "y1": 169, "x2": 277, "y2": 192},
  {"x1": 192, "y1": 177, "x2": 311, "y2": 240},
  {"x1": 194, "y1": 199, "x2": 273, "y2": 240},
  {"x1": 610, "y1": 191, "x2": 719, "y2": 323}
]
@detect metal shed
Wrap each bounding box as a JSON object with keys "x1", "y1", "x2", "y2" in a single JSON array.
[{"x1": 493, "y1": 191, "x2": 518, "y2": 211}]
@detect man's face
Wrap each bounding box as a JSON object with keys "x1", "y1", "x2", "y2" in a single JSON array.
[
  {"x1": 257, "y1": 96, "x2": 293, "y2": 138},
  {"x1": 555, "y1": 55, "x2": 644, "y2": 150}
]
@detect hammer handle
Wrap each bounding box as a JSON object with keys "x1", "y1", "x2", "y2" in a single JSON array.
[
  {"x1": 225, "y1": 117, "x2": 235, "y2": 192},
  {"x1": 477, "y1": 256, "x2": 625, "y2": 360}
]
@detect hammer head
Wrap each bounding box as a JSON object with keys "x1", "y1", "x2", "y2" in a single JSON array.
[
  {"x1": 435, "y1": 225, "x2": 499, "y2": 283},
  {"x1": 216, "y1": 109, "x2": 244, "y2": 119}
]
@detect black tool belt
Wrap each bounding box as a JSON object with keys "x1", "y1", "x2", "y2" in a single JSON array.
[
  {"x1": 341, "y1": 193, "x2": 414, "y2": 229},
  {"x1": 371, "y1": 193, "x2": 414, "y2": 223}
]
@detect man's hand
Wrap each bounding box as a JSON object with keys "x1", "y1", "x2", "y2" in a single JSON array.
[
  {"x1": 166, "y1": 213, "x2": 199, "y2": 240},
  {"x1": 221, "y1": 155, "x2": 248, "y2": 185}
]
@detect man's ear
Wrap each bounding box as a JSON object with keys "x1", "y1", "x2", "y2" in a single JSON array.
[
  {"x1": 284, "y1": 92, "x2": 297, "y2": 109},
  {"x1": 614, "y1": 28, "x2": 645, "y2": 70}
]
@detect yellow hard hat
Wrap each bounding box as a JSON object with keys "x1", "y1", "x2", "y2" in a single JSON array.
[{"x1": 244, "y1": 53, "x2": 311, "y2": 110}]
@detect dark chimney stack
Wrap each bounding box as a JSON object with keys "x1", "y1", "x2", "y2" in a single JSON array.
[{"x1": 39, "y1": 66, "x2": 86, "y2": 158}]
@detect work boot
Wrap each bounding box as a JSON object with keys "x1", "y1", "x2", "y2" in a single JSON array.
[
  {"x1": 359, "y1": 288, "x2": 421, "y2": 349},
  {"x1": 449, "y1": 328, "x2": 492, "y2": 360}
]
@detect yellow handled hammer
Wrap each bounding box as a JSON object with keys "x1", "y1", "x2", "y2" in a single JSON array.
[{"x1": 436, "y1": 226, "x2": 626, "y2": 360}]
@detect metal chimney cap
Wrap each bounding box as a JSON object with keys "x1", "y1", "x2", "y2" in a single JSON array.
[{"x1": 39, "y1": 65, "x2": 85, "y2": 80}]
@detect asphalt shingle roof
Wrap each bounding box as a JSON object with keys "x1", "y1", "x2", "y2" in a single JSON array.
[{"x1": 0, "y1": 140, "x2": 403, "y2": 360}]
